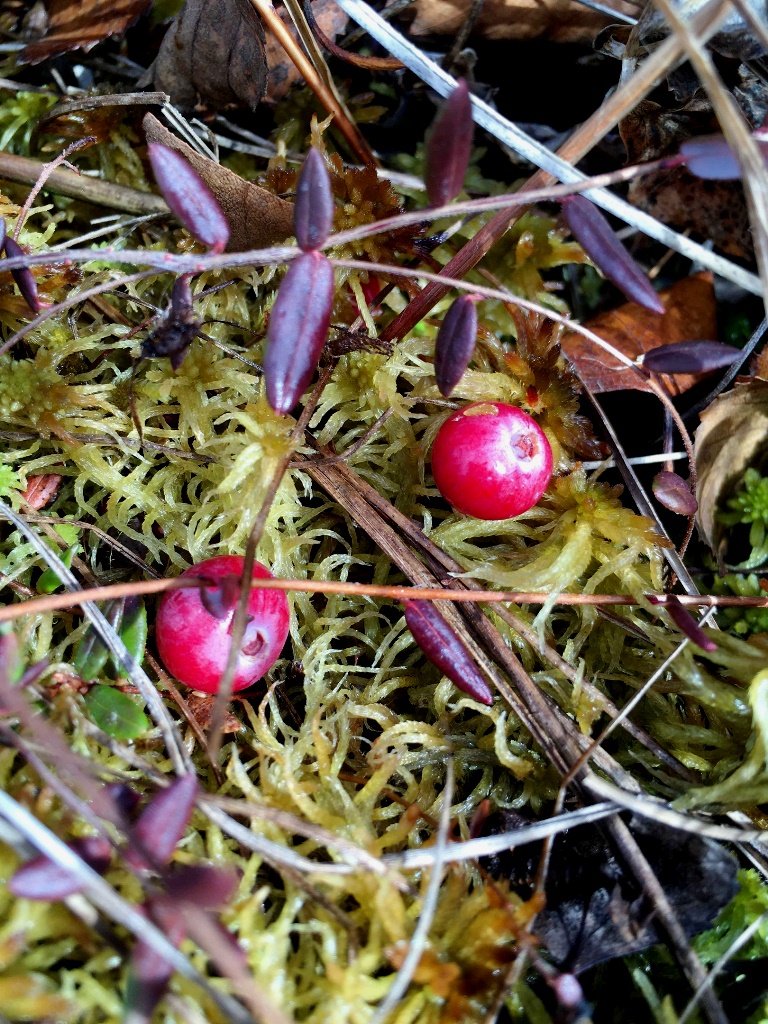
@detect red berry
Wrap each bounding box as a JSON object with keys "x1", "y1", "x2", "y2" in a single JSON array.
[
  {"x1": 156, "y1": 556, "x2": 290, "y2": 694},
  {"x1": 431, "y1": 402, "x2": 553, "y2": 520}
]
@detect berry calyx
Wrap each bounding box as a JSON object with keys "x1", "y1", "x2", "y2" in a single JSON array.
[
  {"x1": 156, "y1": 555, "x2": 290, "y2": 694},
  {"x1": 431, "y1": 402, "x2": 553, "y2": 520}
]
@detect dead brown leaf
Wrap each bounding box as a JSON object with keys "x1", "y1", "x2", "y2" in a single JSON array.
[
  {"x1": 621, "y1": 100, "x2": 752, "y2": 261},
  {"x1": 264, "y1": 0, "x2": 348, "y2": 104},
  {"x1": 185, "y1": 691, "x2": 241, "y2": 733},
  {"x1": 561, "y1": 272, "x2": 717, "y2": 395},
  {"x1": 409, "y1": 0, "x2": 638, "y2": 43},
  {"x1": 21, "y1": 474, "x2": 62, "y2": 511},
  {"x1": 145, "y1": 0, "x2": 267, "y2": 111},
  {"x1": 695, "y1": 381, "x2": 768, "y2": 554},
  {"x1": 22, "y1": 0, "x2": 151, "y2": 64},
  {"x1": 143, "y1": 113, "x2": 294, "y2": 252}
]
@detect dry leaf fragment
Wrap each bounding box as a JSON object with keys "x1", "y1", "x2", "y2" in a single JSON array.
[
  {"x1": 409, "y1": 0, "x2": 637, "y2": 43},
  {"x1": 561, "y1": 272, "x2": 717, "y2": 395},
  {"x1": 21, "y1": 474, "x2": 61, "y2": 510},
  {"x1": 21, "y1": 0, "x2": 151, "y2": 64},
  {"x1": 143, "y1": 114, "x2": 294, "y2": 252},
  {"x1": 695, "y1": 380, "x2": 768, "y2": 555},
  {"x1": 264, "y1": 0, "x2": 349, "y2": 103},
  {"x1": 145, "y1": 0, "x2": 267, "y2": 111}
]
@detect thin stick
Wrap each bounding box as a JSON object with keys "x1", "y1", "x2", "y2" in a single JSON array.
[{"x1": 13, "y1": 137, "x2": 95, "y2": 240}]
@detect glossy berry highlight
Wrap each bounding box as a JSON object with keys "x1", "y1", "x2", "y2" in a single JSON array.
[
  {"x1": 156, "y1": 555, "x2": 290, "y2": 694},
  {"x1": 431, "y1": 402, "x2": 553, "y2": 520}
]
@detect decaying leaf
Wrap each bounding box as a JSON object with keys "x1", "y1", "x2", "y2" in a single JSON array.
[
  {"x1": 21, "y1": 474, "x2": 61, "y2": 510},
  {"x1": 483, "y1": 813, "x2": 738, "y2": 974},
  {"x1": 621, "y1": 100, "x2": 752, "y2": 261},
  {"x1": 143, "y1": 114, "x2": 294, "y2": 252},
  {"x1": 21, "y1": 0, "x2": 151, "y2": 64},
  {"x1": 185, "y1": 691, "x2": 241, "y2": 733},
  {"x1": 561, "y1": 272, "x2": 717, "y2": 394},
  {"x1": 264, "y1": 0, "x2": 348, "y2": 103},
  {"x1": 695, "y1": 380, "x2": 768, "y2": 555},
  {"x1": 409, "y1": 0, "x2": 637, "y2": 43},
  {"x1": 144, "y1": 0, "x2": 267, "y2": 111}
]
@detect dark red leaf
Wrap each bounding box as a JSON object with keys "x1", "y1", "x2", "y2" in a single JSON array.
[
  {"x1": 9, "y1": 836, "x2": 112, "y2": 900},
  {"x1": 561, "y1": 196, "x2": 664, "y2": 314},
  {"x1": 126, "y1": 772, "x2": 199, "y2": 871},
  {"x1": 649, "y1": 595, "x2": 717, "y2": 652},
  {"x1": 294, "y1": 147, "x2": 334, "y2": 253},
  {"x1": 264, "y1": 250, "x2": 334, "y2": 414},
  {"x1": 4, "y1": 237, "x2": 41, "y2": 313},
  {"x1": 127, "y1": 898, "x2": 187, "y2": 1023},
  {"x1": 434, "y1": 294, "x2": 478, "y2": 397},
  {"x1": 426, "y1": 79, "x2": 473, "y2": 207},
  {"x1": 0, "y1": 217, "x2": 6, "y2": 250},
  {"x1": 652, "y1": 471, "x2": 697, "y2": 516},
  {"x1": 199, "y1": 573, "x2": 240, "y2": 620},
  {"x1": 165, "y1": 864, "x2": 238, "y2": 909},
  {"x1": 147, "y1": 143, "x2": 229, "y2": 254},
  {"x1": 641, "y1": 340, "x2": 740, "y2": 375},
  {"x1": 106, "y1": 782, "x2": 143, "y2": 819},
  {"x1": 404, "y1": 599, "x2": 493, "y2": 705},
  {"x1": 679, "y1": 136, "x2": 741, "y2": 180}
]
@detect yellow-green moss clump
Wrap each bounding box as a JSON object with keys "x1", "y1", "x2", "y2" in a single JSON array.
[{"x1": 0, "y1": 93, "x2": 766, "y2": 1024}]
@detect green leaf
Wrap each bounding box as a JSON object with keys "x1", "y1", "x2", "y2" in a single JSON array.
[
  {"x1": 84, "y1": 685, "x2": 149, "y2": 739},
  {"x1": 108, "y1": 597, "x2": 147, "y2": 678},
  {"x1": 73, "y1": 600, "x2": 123, "y2": 681},
  {"x1": 37, "y1": 544, "x2": 76, "y2": 594}
]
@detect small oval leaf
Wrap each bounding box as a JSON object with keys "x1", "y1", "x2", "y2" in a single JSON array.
[
  {"x1": 652, "y1": 471, "x2": 698, "y2": 516},
  {"x1": 4, "y1": 236, "x2": 41, "y2": 313},
  {"x1": 561, "y1": 196, "x2": 665, "y2": 314},
  {"x1": 127, "y1": 772, "x2": 199, "y2": 870},
  {"x1": 679, "y1": 135, "x2": 741, "y2": 180},
  {"x1": 404, "y1": 599, "x2": 493, "y2": 705},
  {"x1": 148, "y1": 142, "x2": 230, "y2": 253},
  {"x1": 264, "y1": 250, "x2": 334, "y2": 414},
  {"x1": 650, "y1": 594, "x2": 717, "y2": 652},
  {"x1": 641, "y1": 340, "x2": 740, "y2": 375},
  {"x1": 84, "y1": 685, "x2": 149, "y2": 739},
  {"x1": 426, "y1": 79, "x2": 473, "y2": 207},
  {"x1": 294, "y1": 147, "x2": 334, "y2": 253},
  {"x1": 108, "y1": 597, "x2": 147, "y2": 677},
  {"x1": 434, "y1": 294, "x2": 478, "y2": 397},
  {"x1": 74, "y1": 599, "x2": 124, "y2": 681},
  {"x1": 9, "y1": 836, "x2": 111, "y2": 901}
]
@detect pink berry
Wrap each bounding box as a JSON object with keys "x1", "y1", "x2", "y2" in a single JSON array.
[
  {"x1": 431, "y1": 402, "x2": 553, "y2": 520},
  {"x1": 156, "y1": 555, "x2": 290, "y2": 694}
]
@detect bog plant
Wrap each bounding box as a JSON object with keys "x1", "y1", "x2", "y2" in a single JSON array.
[{"x1": 1, "y1": 78, "x2": 768, "y2": 1024}]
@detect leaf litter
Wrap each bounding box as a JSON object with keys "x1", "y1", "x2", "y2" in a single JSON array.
[{"x1": 0, "y1": 3, "x2": 767, "y2": 1024}]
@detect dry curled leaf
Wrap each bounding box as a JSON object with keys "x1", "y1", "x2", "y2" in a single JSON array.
[
  {"x1": 21, "y1": 473, "x2": 61, "y2": 510},
  {"x1": 144, "y1": 0, "x2": 267, "y2": 111},
  {"x1": 21, "y1": 0, "x2": 151, "y2": 63},
  {"x1": 409, "y1": 0, "x2": 637, "y2": 43},
  {"x1": 264, "y1": 0, "x2": 348, "y2": 103},
  {"x1": 695, "y1": 380, "x2": 768, "y2": 556},
  {"x1": 143, "y1": 114, "x2": 293, "y2": 252},
  {"x1": 561, "y1": 272, "x2": 717, "y2": 395}
]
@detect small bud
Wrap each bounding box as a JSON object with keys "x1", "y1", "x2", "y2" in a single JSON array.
[
  {"x1": 434, "y1": 294, "x2": 478, "y2": 397},
  {"x1": 294, "y1": 148, "x2": 334, "y2": 252},
  {"x1": 641, "y1": 340, "x2": 739, "y2": 375},
  {"x1": 404, "y1": 599, "x2": 493, "y2": 705},
  {"x1": 4, "y1": 236, "x2": 40, "y2": 312},
  {"x1": 148, "y1": 143, "x2": 229, "y2": 253},
  {"x1": 426, "y1": 79, "x2": 473, "y2": 207}
]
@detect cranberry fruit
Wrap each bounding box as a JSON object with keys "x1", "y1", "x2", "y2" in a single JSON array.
[
  {"x1": 431, "y1": 402, "x2": 553, "y2": 520},
  {"x1": 156, "y1": 555, "x2": 290, "y2": 694}
]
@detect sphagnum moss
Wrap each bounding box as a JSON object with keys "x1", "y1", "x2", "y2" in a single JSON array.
[{"x1": 0, "y1": 96, "x2": 767, "y2": 1024}]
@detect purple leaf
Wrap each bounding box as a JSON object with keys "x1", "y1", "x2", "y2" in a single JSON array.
[
  {"x1": 199, "y1": 573, "x2": 240, "y2": 620},
  {"x1": 426, "y1": 79, "x2": 473, "y2": 207},
  {"x1": 652, "y1": 471, "x2": 697, "y2": 516},
  {"x1": 434, "y1": 294, "x2": 478, "y2": 397},
  {"x1": 126, "y1": 772, "x2": 198, "y2": 871},
  {"x1": 649, "y1": 594, "x2": 717, "y2": 652},
  {"x1": 404, "y1": 599, "x2": 493, "y2": 705},
  {"x1": 165, "y1": 864, "x2": 238, "y2": 909},
  {"x1": 679, "y1": 136, "x2": 741, "y2": 180},
  {"x1": 127, "y1": 898, "x2": 187, "y2": 1023},
  {"x1": 264, "y1": 250, "x2": 334, "y2": 414},
  {"x1": 561, "y1": 195, "x2": 664, "y2": 314},
  {"x1": 106, "y1": 782, "x2": 143, "y2": 820},
  {"x1": 148, "y1": 143, "x2": 229, "y2": 254},
  {"x1": 9, "y1": 836, "x2": 112, "y2": 900},
  {"x1": 641, "y1": 340, "x2": 740, "y2": 375},
  {"x1": 0, "y1": 217, "x2": 6, "y2": 249},
  {"x1": 294, "y1": 147, "x2": 334, "y2": 253},
  {"x1": 4, "y1": 237, "x2": 40, "y2": 313}
]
